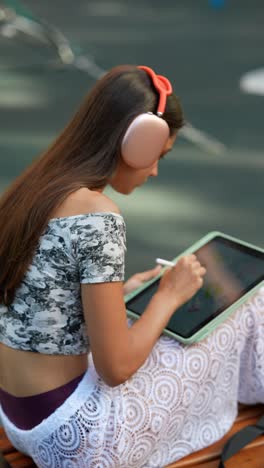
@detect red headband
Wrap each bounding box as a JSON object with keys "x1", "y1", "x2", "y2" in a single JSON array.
[{"x1": 138, "y1": 65, "x2": 173, "y2": 116}]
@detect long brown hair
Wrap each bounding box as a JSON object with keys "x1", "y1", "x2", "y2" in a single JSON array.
[{"x1": 0, "y1": 64, "x2": 184, "y2": 306}]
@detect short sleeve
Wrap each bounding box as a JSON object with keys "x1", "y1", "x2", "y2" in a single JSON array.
[{"x1": 70, "y1": 213, "x2": 127, "y2": 284}]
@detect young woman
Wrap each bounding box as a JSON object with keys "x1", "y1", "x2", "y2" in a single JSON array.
[{"x1": 0, "y1": 64, "x2": 263, "y2": 468}]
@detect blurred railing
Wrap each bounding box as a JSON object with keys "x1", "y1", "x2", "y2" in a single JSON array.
[{"x1": 0, "y1": 0, "x2": 226, "y2": 155}]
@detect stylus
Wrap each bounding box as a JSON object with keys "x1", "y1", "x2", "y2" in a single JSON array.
[{"x1": 156, "y1": 258, "x2": 176, "y2": 267}]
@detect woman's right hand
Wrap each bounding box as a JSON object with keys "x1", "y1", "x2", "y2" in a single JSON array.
[{"x1": 157, "y1": 254, "x2": 207, "y2": 309}]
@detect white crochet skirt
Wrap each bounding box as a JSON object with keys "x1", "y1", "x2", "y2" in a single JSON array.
[{"x1": 1, "y1": 286, "x2": 263, "y2": 468}]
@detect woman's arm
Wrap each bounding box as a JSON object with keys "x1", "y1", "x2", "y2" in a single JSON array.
[
  {"x1": 82, "y1": 254, "x2": 206, "y2": 387},
  {"x1": 81, "y1": 281, "x2": 179, "y2": 387}
]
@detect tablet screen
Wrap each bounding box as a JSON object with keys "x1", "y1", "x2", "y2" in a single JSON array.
[{"x1": 126, "y1": 235, "x2": 264, "y2": 338}]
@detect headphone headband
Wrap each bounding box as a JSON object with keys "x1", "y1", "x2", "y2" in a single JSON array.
[
  {"x1": 121, "y1": 65, "x2": 172, "y2": 169},
  {"x1": 137, "y1": 65, "x2": 173, "y2": 115}
]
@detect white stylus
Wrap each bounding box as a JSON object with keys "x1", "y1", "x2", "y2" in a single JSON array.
[{"x1": 156, "y1": 258, "x2": 176, "y2": 267}]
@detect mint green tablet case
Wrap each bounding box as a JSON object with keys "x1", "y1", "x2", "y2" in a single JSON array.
[{"x1": 125, "y1": 231, "x2": 264, "y2": 345}]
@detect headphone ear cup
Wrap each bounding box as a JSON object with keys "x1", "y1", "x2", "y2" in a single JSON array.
[{"x1": 121, "y1": 113, "x2": 170, "y2": 169}]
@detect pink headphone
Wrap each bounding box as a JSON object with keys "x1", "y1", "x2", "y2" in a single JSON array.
[{"x1": 121, "y1": 65, "x2": 173, "y2": 169}]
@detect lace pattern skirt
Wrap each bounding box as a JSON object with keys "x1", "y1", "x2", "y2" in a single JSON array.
[{"x1": 0, "y1": 286, "x2": 263, "y2": 467}]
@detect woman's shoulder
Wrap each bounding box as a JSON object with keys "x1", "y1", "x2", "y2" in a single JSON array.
[
  {"x1": 52, "y1": 188, "x2": 121, "y2": 219},
  {"x1": 80, "y1": 189, "x2": 121, "y2": 215}
]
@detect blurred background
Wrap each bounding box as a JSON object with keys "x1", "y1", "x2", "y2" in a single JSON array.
[{"x1": 0, "y1": 0, "x2": 263, "y2": 280}]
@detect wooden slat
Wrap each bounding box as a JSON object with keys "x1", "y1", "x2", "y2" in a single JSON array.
[
  {"x1": 5, "y1": 451, "x2": 36, "y2": 468},
  {"x1": 0, "y1": 428, "x2": 13, "y2": 454},
  {"x1": 188, "y1": 445, "x2": 264, "y2": 468},
  {"x1": 166, "y1": 404, "x2": 264, "y2": 467},
  {"x1": 225, "y1": 445, "x2": 264, "y2": 468}
]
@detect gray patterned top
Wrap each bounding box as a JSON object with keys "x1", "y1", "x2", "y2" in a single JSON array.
[{"x1": 0, "y1": 212, "x2": 126, "y2": 355}]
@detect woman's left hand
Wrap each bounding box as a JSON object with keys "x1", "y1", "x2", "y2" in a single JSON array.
[{"x1": 123, "y1": 265, "x2": 162, "y2": 296}]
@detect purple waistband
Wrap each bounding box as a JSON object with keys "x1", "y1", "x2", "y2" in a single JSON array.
[{"x1": 0, "y1": 372, "x2": 86, "y2": 430}]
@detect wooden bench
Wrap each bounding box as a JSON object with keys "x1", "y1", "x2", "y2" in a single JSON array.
[{"x1": 0, "y1": 404, "x2": 263, "y2": 467}]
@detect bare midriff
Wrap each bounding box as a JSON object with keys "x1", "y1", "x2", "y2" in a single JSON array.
[{"x1": 0, "y1": 342, "x2": 88, "y2": 396}]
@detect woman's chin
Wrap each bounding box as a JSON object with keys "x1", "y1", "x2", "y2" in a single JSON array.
[
  {"x1": 121, "y1": 187, "x2": 135, "y2": 195},
  {"x1": 110, "y1": 183, "x2": 133, "y2": 195}
]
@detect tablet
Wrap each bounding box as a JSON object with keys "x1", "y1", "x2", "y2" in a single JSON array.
[{"x1": 125, "y1": 231, "x2": 264, "y2": 344}]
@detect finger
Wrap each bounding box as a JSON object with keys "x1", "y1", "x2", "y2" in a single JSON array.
[
  {"x1": 182, "y1": 254, "x2": 196, "y2": 264},
  {"x1": 148, "y1": 265, "x2": 162, "y2": 275},
  {"x1": 138, "y1": 266, "x2": 162, "y2": 281},
  {"x1": 149, "y1": 265, "x2": 163, "y2": 276}
]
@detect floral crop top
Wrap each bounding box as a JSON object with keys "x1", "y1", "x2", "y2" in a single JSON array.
[{"x1": 0, "y1": 212, "x2": 126, "y2": 355}]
